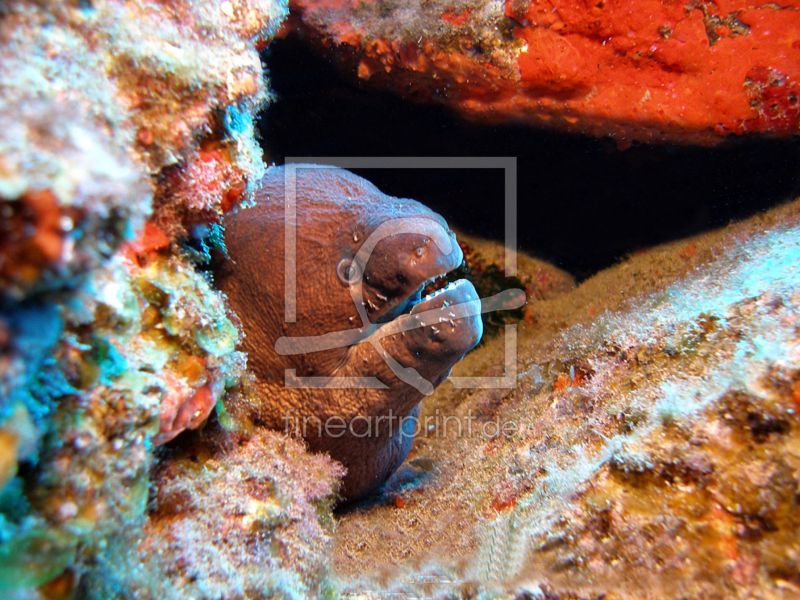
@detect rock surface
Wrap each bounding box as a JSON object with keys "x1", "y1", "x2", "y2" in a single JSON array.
[
  {"x1": 0, "y1": 2, "x2": 311, "y2": 597},
  {"x1": 330, "y1": 195, "x2": 800, "y2": 598},
  {"x1": 83, "y1": 430, "x2": 344, "y2": 600},
  {"x1": 288, "y1": 0, "x2": 800, "y2": 145}
]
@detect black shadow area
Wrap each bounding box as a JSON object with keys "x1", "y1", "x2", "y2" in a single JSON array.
[{"x1": 258, "y1": 33, "x2": 800, "y2": 281}]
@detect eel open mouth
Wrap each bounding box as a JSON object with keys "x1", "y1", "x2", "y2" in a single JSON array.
[
  {"x1": 360, "y1": 228, "x2": 482, "y2": 355},
  {"x1": 375, "y1": 271, "x2": 458, "y2": 324},
  {"x1": 409, "y1": 278, "x2": 475, "y2": 314},
  {"x1": 378, "y1": 272, "x2": 483, "y2": 351},
  {"x1": 406, "y1": 278, "x2": 482, "y2": 336}
]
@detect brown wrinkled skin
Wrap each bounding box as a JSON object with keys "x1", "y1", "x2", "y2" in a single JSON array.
[{"x1": 214, "y1": 165, "x2": 482, "y2": 500}]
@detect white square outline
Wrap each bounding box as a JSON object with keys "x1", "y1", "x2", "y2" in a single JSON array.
[{"x1": 282, "y1": 158, "x2": 519, "y2": 390}]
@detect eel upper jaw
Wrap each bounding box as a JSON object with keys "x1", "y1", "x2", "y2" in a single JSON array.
[
  {"x1": 373, "y1": 275, "x2": 437, "y2": 324},
  {"x1": 365, "y1": 230, "x2": 465, "y2": 325}
]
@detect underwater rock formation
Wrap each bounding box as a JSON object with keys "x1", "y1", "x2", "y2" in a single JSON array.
[
  {"x1": 330, "y1": 195, "x2": 800, "y2": 598},
  {"x1": 287, "y1": 0, "x2": 800, "y2": 145},
  {"x1": 0, "y1": 0, "x2": 281, "y2": 298},
  {"x1": 3, "y1": 0, "x2": 799, "y2": 598},
  {"x1": 0, "y1": 1, "x2": 313, "y2": 597},
  {"x1": 80, "y1": 430, "x2": 344, "y2": 599}
]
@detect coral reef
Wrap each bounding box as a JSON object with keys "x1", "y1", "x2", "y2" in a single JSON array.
[
  {"x1": 0, "y1": 0, "x2": 280, "y2": 298},
  {"x1": 287, "y1": 0, "x2": 800, "y2": 145},
  {"x1": 0, "y1": 99, "x2": 150, "y2": 300},
  {"x1": 80, "y1": 430, "x2": 344, "y2": 600},
  {"x1": 0, "y1": 0, "x2": 344, "y2": 597},
  {"x1": 3, "y1": 0, "x2": 799, "y2": 597},
  {"x1": 329, "y1": 195, "x2": 800, "y2": 598}
]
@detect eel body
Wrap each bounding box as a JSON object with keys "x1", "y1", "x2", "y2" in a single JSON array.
[{"x1": 215, "y1": 165, "x2": 482, "y2": 500}]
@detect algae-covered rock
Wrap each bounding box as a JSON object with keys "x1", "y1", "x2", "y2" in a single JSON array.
[
  {"x1": 0, "y1": 98, "x2": 151, "y2": 300},
  {"x1": 0, "y1": 0, "x2": 299, "y2": 596},
  {"x1": 288, "y1": 0, "x2": 800, "y2": 146},
  {"x1": 78, "y1": 430, "x2": 344, "y2": 600},
  {"x1": 0, "y1": 528, "x2": 77, "y2": 592},
  {"x1": 329, "y1": 196, "x2": 800, "y2": 599}
]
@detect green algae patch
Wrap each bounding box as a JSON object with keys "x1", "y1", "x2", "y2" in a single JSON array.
[
  {"x1": 91, "y1": 337, "x2": 128, "y2": 385},
  {"x1": 0, "y1": 529, "x2": 77, "y2": 590},
  {"x1": 194, "y1": 317, "x2": 239, "y2": 357}
]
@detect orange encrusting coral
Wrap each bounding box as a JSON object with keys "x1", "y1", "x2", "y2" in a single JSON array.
[
  {"x1": 290, "y1": 0, "x2": 800, "y2": 144},
  {"x1": 0, "y1": 190, "x2": 69, "y2": 289},
  {"x1": 507, "y1": 0, "x2": 800, "y2": 140},
  {"x1": 121, "y1": 221, "x2": 171, "y2": 265}
]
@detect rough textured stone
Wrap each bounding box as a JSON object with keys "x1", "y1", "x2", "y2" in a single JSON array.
[
  {"x1": 288, "y1": 0, "x2": 800, "y2": 145},
  {"x1": 0, "y1": 1, "x2": 305, "y2": 597},
  {"x1": 329, "y1": 194, "x2": 800, "y2": 598}
]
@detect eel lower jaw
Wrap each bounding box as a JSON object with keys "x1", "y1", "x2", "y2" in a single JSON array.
[
  {"x1": 376, "y1": 276, "x2": 477, "y2": 330},
  {"x1": 378, "y1": 277, "x2": 483, "y2": 358}
]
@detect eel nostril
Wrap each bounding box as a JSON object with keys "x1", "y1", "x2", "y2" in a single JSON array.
[{"x1": 415, "y1": 246, "x2": 425, "y2": 257}]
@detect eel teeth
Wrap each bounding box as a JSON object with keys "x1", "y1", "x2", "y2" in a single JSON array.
[{"x1": 423, "y1": 279, "x2": 460, "y2": 301}]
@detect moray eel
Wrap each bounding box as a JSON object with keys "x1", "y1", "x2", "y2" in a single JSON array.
[{"x1": 214, "y1": 165, "x2": 482, "y2": 500}]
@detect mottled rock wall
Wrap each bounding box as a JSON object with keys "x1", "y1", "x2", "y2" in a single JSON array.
[
  {"x1": 0, "y1": 2, "x2": 345, "y2": 598},
  {"x1": 288, "y1": 0, "x2": 800, "y2": 145}
]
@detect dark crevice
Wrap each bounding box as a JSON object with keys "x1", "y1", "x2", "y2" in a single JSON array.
[{"x1": 258, "y1": 32, "x2": 800, "y2": 281}]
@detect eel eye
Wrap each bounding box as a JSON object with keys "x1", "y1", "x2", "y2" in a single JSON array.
[{"x1": 337, "y1": 258, "x2": 361, "y2": 284}]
